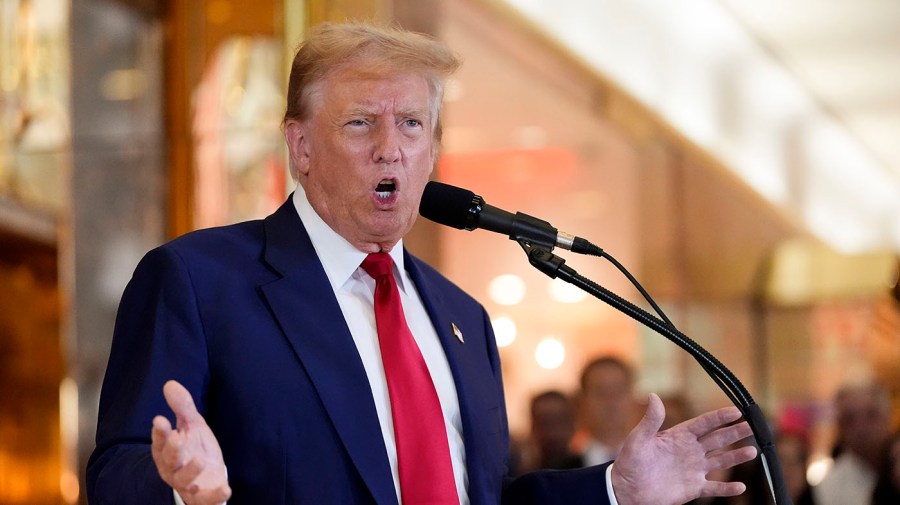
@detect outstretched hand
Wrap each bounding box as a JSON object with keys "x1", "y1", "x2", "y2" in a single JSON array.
[
  {"x1": 611, "y1": 393, "x2": 757, "y2": 505},
  {"x1": 151, "y1": 380, "x2": 231, "y2": 505}
]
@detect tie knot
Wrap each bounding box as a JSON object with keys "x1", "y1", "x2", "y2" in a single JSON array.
[{"x1": 361, "y1": 252, "x2": 393, "y2": 280}]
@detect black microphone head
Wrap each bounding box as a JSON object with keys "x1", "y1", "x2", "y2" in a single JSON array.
[{"x1": 419, "y1": 181, "x2": 481, "y2": 230}]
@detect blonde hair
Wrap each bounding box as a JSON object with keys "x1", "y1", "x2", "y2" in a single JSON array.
[{"x1": 284, "y1": 22, "x2": 460, "y2": 138}]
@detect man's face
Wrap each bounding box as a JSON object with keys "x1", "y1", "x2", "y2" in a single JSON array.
[
  {"x1": 836, "y1": 388, "x2": 891, "y2": 458},
  {"x1": 285, "y1": 68, "x2": 436, "y2": 252},
  {"x1": 581, "y1": 364, "x2": 636, "y2": 437},
  {"x1": 531, "y1": 397, "x2": 575, "y2": 455}
]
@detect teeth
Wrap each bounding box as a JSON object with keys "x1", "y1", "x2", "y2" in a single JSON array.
[{"x1": 375, "y1": 179, "x2": 395, "y2": 198}]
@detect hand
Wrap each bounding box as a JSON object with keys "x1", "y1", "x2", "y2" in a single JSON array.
[
  {"x1": 610, "y1": 393, "x2": 757, "y2": 505},
  {"x1": 151, "y1": 380, "x2": 232, "y2": 505}
]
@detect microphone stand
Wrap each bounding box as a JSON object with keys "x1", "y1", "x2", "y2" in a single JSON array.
[{"x1": 519, "y1": 241, "x2": 792, "y2": 505}]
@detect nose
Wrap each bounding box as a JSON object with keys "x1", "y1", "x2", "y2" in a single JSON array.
[{"x1": 372, "y1": 123, "x2": 401, "y2": 164}]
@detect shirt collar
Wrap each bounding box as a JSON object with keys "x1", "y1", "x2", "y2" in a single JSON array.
[{"x1": 291, "y1": 184, "x2": 408, "y2": 292}]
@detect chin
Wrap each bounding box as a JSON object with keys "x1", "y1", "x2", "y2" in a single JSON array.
[{"x1": 371, "y1": 214, "x2": 412, "y2": 236}]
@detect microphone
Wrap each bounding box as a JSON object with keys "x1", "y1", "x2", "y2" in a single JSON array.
[{"x1": 419, "y1": 181, "x2": 601, "y2": 255}]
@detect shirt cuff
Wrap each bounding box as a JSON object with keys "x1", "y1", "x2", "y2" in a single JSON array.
[{"x1": 606, "y1": 463, "x2": 620, "y2": 505}]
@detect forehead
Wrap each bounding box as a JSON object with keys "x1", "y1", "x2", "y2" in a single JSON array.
[
  {"x1": 534, "y1": 396, "x2": 571, "y2": 412},
  {"x1": 585, "y1": 363, "x2": 629, "y2": 382},
  {"x1": 839, "y1": 391, "x2": 876, "y2": 409},
  {"x1": 316, "y1": 67, "x2": 433, "y2": 111},
  {"x1": 836, "y1": 388, "x2": 890, "y2": 419}
]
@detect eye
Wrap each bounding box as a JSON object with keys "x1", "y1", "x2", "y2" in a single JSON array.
[
  {"x1": 403, "y1": 119, "x2": 422, "y2": 128},
  {"x1": 346, "y1": 119, "x2": 368, "y2": 127}
]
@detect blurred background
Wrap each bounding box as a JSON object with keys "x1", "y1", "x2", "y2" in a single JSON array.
[{"x1": 0, "y1": 0, "x2": 897, "y2": 503}]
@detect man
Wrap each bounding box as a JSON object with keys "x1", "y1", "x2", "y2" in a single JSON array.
[
  {"x1": 579, "y1": 356, "x2": 641, "y2": 466},
  {"x1": 522, "y1": 390, "x2": 584, "y2": 473},
  {"x1": 87, "y1": 23, "x2": 756, "y2": 505},
  {"x1": 813, "y1": 380, "x2": 893, "y2": 505}
]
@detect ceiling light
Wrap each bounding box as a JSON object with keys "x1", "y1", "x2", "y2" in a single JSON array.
[
  {"x1": 488, "y1": 274, "x2": 527, "y2": 306},
  {"x1": 548, "y1": 278, "x2": 588, "y2": 303},
  {"x1": 535, "y1": 336, "x2": 565, "y2": 370},
  {"x1": 491, "y1": 316, "x2": 517, "y2": 347}
]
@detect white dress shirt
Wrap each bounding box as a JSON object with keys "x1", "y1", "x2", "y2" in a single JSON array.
[
  {"x1": 291, "y1": 186, "x2": 469, "y2": 504},
  {"x1": 813, "y1": 452, "x2": 877, "y2": 505},
  {"x1": 293, "y1": 188, "x2": 622, "y2": 505}
]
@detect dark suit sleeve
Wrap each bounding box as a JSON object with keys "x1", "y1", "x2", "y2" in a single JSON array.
[
  {"x1": 478, "y1": 304, "x2": 613, "y2": 505},
  {"x1": 86, "y1": 245, "x2": 212, "y2": 504},
  {"x1": 503, "y1": 464, "x2": 613, "y2": 505}
]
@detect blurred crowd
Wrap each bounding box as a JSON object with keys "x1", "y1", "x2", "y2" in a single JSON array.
[{"x1": 510, "y1": 356, "x2": 900, "y2": 505}]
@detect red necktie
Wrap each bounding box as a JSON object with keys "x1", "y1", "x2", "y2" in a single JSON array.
[{"x1": 361, "y1": 253, "x2": 459, "y2": 505}]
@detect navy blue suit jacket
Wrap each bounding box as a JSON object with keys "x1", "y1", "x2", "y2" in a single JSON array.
[{"x1": 86, "y1": 197, "x2": 610, "y2": 504}]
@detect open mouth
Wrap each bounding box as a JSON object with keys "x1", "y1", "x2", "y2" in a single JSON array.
[{"x1": 375, "y1": 179, "x2": 396, "y2": 199}]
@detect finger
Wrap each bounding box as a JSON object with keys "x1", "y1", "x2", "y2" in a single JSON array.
[
  {"x1": 707, "y1": 445, "x2": 758, "y2": 473},
  {"x1": 152, "y1": 416, "x2": 182, "y2": 466},
  {"x1": 151, "y1": 416, "x2": 172, "y2": 466},
  {"x1": 170, "y1": 457, "x2": 205, "y2": 493},
  {"x1": 700, "y1": 421, "x2": 753, "y2": 452},
  {"x1": 682, "y1": 406, "x2": 743, "y2": 437},
  {"x1": 163, "y1": 380, "x2": 202, "y2": 427},
  {"x1": 698, "y1": 481, "x2": 746, "y2": 498},
  {"x1": 152, "y1": 415, "x2": 173, "y2": 443},
  {"x1": 630, "y1": 393, "x2": 666, "y2": 441},
  {"x1": 152, "y1": 434, "x2": 185, "y2": 482},
  {"x1": 152, "y1": 421, "x2": 188, "y2": 472},
  {"x1": 162, "y1": 438, "x2": 189, "y2": 473}
]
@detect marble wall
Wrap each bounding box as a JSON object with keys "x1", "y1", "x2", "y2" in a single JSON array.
[{"x1": 69, "y1": 1, "x2": 166, "y2": 501}]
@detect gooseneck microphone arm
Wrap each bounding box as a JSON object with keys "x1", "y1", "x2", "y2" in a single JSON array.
[
  {"x1": 418, "y1": 181, "x2": 791, "y2": 505},
  {"x1": 519, "y1": 241, "x2": 791, "y2": 505}
]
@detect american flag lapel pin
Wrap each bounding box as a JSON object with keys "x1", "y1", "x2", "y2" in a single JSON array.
[{"x1": 451, "y1": 322, "x2": 464, "y2": 343}]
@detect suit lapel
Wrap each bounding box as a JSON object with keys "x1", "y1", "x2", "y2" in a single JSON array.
[
  {"x1": 404, "y1": 251, "x2": 500, "y2": 503},
  {"x1": 260, "y1": 199, "x2": 397, "y2": 505}
]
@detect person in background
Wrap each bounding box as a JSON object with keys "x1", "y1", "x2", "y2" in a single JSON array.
[
  {"x1": 776, "y1": 431, "x2": 817, "y2": 505},
  {"x1": 86, "y1": 22, "x2": 758, "y2": 505},
  {"x1": 872, "y1": 432, "x2": 900, "y2": 505},
  {"x1": 579, "y1": 356, "x2": 641, "y2": 466},
  {"x1": 519, "y1": 390, "x2": 584, "y2": 474},
  {"x1": 813, "y1": 379, "x2": 893, "y2": 505},
  {"x1": 659, "y1": 392, "x2": 695, "y2": 431}
]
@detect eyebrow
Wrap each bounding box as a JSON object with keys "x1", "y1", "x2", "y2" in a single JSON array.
[
  {"x1": 397, "y1": 107, "x2": 430, "y2": 119},
  {"x1": 342, "y1": 105, "x2": 431, "y2": 119},
  {"x1": 344, "y1": 106, "x2": 375, "y2": 117}
]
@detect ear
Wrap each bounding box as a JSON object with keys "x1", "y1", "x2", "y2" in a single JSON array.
[{"x1": 284, "y1": 119, "x2": 311, "y2": 179}]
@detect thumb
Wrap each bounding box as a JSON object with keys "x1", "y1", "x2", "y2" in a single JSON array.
[
  {"x1": 163, "y1": 380, "x2": 202, "y2": 428},
  {"x1": 632, "y1": 393, "x2": 666, "y2": 440}
]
